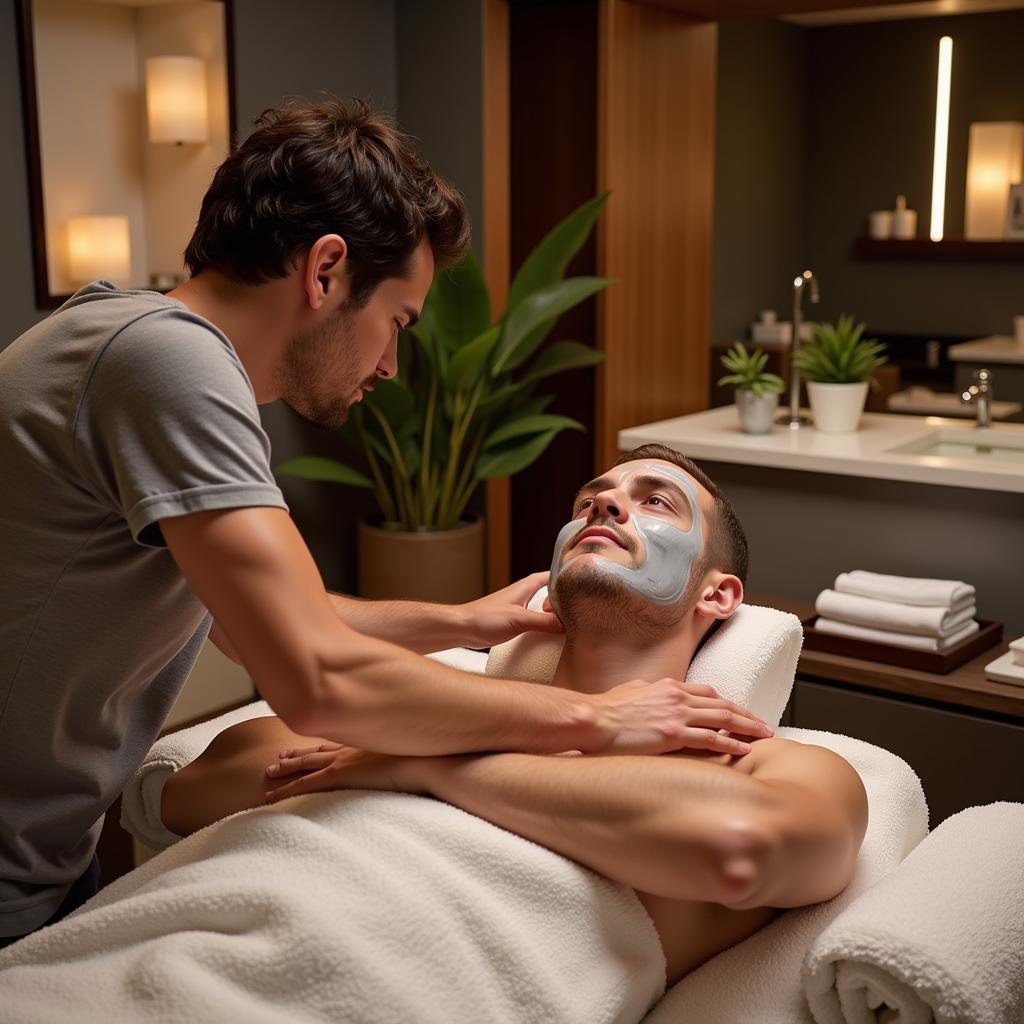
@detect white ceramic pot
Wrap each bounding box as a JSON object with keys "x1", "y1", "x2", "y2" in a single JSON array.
[
  {"x1": 734, "y1": 389, "x2": 779, "y2": 434},
  {"x1": 806, "y1": 380, "x2": 869, "y2": 434}
]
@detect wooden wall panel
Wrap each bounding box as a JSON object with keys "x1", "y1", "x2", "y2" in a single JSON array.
[
  {"x1": 596, "y1": 0, "x2": 717, "y2": 467},
  {"x1": 482, "y1": 0, "x2": 511, "y2": 590}
]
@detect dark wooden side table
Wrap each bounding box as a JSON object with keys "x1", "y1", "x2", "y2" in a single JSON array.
[{"x1": 750, "y1": 592, "x2": 1024, "y2": 827}]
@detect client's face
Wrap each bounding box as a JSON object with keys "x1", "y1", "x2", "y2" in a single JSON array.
[{"x1": 549, "y1": 459, "x2": 709, "y2": 637}]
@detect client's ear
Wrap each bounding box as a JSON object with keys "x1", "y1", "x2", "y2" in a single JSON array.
[{"x1": 694, "y1": 572, "x2": 743, "y2": 624}]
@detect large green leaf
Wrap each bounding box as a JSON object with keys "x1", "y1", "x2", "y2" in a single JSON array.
[
  {"x1": 362, "y1": 378, "x2": 417, "y2": 438},
  {"x1": 483, "y1": 413, "x2": 583, "y2": 450},
  {"x1": 506, "y1": 193, "x2": 610, "y2": 314},
  {"x1": 492, "y1": 277, "x2": 612, "y2": 376},
  {"x1": 431, "y1": 249, "x2": 491, "y2": 353},
  {"x1": 476, "y1": 427, "x2": 562, "y2": 480},
  {"x1": 519, "y1": 340, "x2": 604, "y2": 384},
  {"x1": 446, "y1": 325, "x2": 501, "y2": 392},
  {"x1": 274, "y1": 456, "x2": 372, "y2": 488}
]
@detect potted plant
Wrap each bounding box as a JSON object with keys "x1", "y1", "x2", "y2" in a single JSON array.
[
  {"x1": 717, "y1": 342, "x2": 785, "y2": 434},
  {"x1": 275, "y1": 194, "x2": 610, "y2": 603},
  {"x1": 793, "y1": 314, "x2": 888, "y2": 434}
]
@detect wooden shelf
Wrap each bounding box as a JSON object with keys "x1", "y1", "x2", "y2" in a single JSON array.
[
  {"x1": 749, "y1": 592, "x2": 1024, "y2": 721},
  {"x1": 853, "y1": 237, "x2": 1024, "y2": 261}
]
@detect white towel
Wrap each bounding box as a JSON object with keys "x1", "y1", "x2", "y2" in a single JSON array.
[
  {"x1": 2, "y1": 791, "x2": 664, "y2": 1024},
  {"x1": 802, "y1": 801, "x2": 1024, "y2": 1024},
  {"x1": 642, "y1": 728, "x2": 929, "y2": 1024},
  {"x1": 815, "y1": 590, "x2": 976, "y2": 638},
  {"x1": 486, "y1": 589, "x2": 803, "y2": 729},
  {"x1": 834, "y1": 571, "x2": 975, "y2": 611},
  {"x1": 1010, "y1": 636, "x2": 1024, "y2": 667},
  {"x1": 815, "y1": 617, "x2": 979, "y2": 653}
]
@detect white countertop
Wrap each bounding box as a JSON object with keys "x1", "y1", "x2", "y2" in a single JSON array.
[
  {"x1": 948, "y1": 335, "x2": 1024, "y2": 364},
  {"x1": 618, "y1": 405, "x2": 1024, "y2": 494}
]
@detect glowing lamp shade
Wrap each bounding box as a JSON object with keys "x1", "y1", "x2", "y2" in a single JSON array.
[
  {"x1": 964, "y1": 122, "x2": 1024, "y2": 239},
  {"x1": 145, "y1": 56, "x2": 208, "y2": 144},
  {"x1": 67, "y1": 216, "x2": 131, "y2": 284}
]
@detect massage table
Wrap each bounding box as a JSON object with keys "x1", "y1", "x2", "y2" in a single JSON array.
[{"x1": 0, "y1": 599, "x2": 1020, "y2": 1023}]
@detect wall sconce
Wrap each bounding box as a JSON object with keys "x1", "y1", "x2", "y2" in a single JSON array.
[
  {"x1": 67, "y1": 216, "x2": 131, "y2": 284},
  {"x1": 964, "y1": 122, "x2": 1024, "y2": 239},
  {"x1": 145, "y1": 56, "x2": 208, "y2": 144}
]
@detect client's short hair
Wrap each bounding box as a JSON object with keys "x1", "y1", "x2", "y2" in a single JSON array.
[{"x1": 613, "y1": 443, "x2": 748, "y2": 585}]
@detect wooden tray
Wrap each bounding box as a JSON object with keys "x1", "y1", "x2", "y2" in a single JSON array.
[{"x1": 801, "y1": 617, "x2": 1003, "y2": 675}]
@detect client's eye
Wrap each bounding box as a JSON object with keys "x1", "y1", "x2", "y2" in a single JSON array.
[{"x1": 646, "y1": 495, "x2": 669, "y2": 508}]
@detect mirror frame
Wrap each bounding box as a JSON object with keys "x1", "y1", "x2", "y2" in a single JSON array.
[{"x1": 15, "y1": 0, "x2": 238, "y2": 309}]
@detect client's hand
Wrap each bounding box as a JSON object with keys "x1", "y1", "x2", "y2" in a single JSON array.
[
  {"x1": 263, "y1": 743, "x2": 425, "y2": 804},
  {"x1": 592, "y1": 679, "x2": 773, "y2": 757},
  {"x1": 456, "y1": 571, "x2": 564, "y2": 648}
]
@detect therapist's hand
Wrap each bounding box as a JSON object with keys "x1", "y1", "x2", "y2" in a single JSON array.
[
  {"x1": 263, "y1": 744, "x2": 426, "y2": 803},
  {"x1": 455, "y1": 571, "x2": 564, "y2": 649}
]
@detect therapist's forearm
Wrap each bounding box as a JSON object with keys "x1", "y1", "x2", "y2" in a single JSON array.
[
  {"x1": 288, "y1": 635, "x2": 600, "y2": 756},
  {"x1": 416, "y1": 753, "x2": 776, "y2": 904},
  {"x1": 326, "y1": 592, "x2": 469, "y2": 654}
]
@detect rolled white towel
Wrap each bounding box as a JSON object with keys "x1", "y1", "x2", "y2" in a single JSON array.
[
  {"x1": 802, "y1": 801, "x2": 1024, "y2": 1024},
  {"x1": 834, "y1": 570, "x2": 974, "y2": 611},
  {"x1": 814, "y1": 617, "x2": 979, "y2": 652},
  {"x1": 816, "y1": 589, "x2": 975, "y2": 638}
]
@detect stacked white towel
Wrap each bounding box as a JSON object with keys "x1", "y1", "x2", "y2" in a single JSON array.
[{"x1": 815, "y1": 571, "x2": 979, "y2": 653}]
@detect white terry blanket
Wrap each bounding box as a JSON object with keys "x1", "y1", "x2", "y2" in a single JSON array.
[
  {"x1": 803, "y1": 801, "x2": 1024, "y2": 1024},
  {"x1": 643, "y1": 727, "x2": 928, "y2": 1024},
  {"x1": 0, "y1": 789, "x2": 665, "y2": 1024}
]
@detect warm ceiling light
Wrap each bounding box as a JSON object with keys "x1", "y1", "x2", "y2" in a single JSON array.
[
  {"x1": 929, "y1": 36, "x2": 953, "y2": 242},
  {"x1": 67, "y1": 216, "x2": 131, "y2": 284},
  {"x1": 145, "y1": 56, "x2": 208, "y2": 144}
]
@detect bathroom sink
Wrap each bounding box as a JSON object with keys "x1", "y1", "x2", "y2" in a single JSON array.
[{"x1": 885, "y1": 427, "x2": 1024, "y2": 463}]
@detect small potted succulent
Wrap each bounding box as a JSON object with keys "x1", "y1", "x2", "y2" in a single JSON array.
[
  {"x1": 793, "y1": 314, "x2": 888, "y2": 434},
  {"x1": 717, "y1": 342, "x2": 785, "y2": 434}
]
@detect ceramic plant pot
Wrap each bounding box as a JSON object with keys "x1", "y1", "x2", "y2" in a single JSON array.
[
  {"x1": 806, "y1": 380, "x2": 870, "y2": 434},
  {"x1": 358, "y1": 514, "x2": 485, "y2": 603},
  {"x1": 734, "y1": 389, "x2": 779, "y2": 434}
]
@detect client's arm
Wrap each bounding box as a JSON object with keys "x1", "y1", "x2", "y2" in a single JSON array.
[{"x1": 264, "y1": 737, "x2": 867, "y2": 910}]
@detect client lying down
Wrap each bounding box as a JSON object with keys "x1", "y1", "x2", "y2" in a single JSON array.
[{"x1": 163, "y1": 443, "x2": 868, "y2": 986}]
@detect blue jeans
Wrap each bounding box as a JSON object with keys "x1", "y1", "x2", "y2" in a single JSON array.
[{"x1": 0, "y1": 853, "x2": 101, "y2": 951}]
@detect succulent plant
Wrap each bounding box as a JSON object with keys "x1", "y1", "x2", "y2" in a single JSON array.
[
  {"x1": 792, "y1": 314, "x2": 888, "y2": 390},
  {"x1": 717, "y1": 342, "x2": 785, "y2": 395}
]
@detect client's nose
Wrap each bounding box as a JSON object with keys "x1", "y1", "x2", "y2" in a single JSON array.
[{"x1": 590, "y1": 490, "x2": 629, "y2": 523}]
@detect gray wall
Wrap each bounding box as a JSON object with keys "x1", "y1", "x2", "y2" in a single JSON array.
[
  {"x1": 712, "y1": 18, "x2": 807, "y2": 347},
  {"x1": 713, "y1": 11, "x2": 1024, "y2": 346}
]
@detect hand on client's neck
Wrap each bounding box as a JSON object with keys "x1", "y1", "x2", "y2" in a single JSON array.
[{"x1": 552, "y1": 625, "x2": 698, "y2": 695}]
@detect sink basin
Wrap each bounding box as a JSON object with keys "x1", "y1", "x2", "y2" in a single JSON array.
[{"x1": 886, "y1": 427, "x2": 1024, "y2": 463}]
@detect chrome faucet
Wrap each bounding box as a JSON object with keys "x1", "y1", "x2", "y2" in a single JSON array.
[
  {"x1": 961, "y1": 367, "x2": 993, "y2": 428},
  {"x1": 780, "y1": 270, "x2": 819, "y2": 428}
]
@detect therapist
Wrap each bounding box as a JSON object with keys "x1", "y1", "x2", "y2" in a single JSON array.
[{"x1": 0, "y1": 98, "x2": 706, "y2": 947}]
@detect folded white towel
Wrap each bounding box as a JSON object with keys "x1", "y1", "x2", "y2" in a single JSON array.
[
  {"x1": 814, "y1": 617, "x2": 979, "y2": 652},
  {"x1": 834, "y1": 570, "x2": 975, "y2": 610},
  {"x1": 485, "y1": 589, "x2": 803, "y2": 729},
  {"x1": 1010, "y1": 636, "x2": 1024, "y2": 667},
  {"x1": 802, "y1": 801, "x2": 1024, "y2": 1024},
  {"x1": 815, "y1": 590, "x2": 976, "y2": 638}
]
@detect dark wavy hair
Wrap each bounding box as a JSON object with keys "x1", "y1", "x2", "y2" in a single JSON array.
[{"x1": 184, "y1": 97, "x2": 470, "y2": 306}]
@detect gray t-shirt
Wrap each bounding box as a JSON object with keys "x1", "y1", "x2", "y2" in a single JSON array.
[{"x1": 0, "y1": 281, "x2": 288, "y2": 935}]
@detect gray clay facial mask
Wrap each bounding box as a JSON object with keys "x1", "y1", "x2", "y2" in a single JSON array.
[{"x1": 549, "y1": 464, "x2": 704, "y2": 605}]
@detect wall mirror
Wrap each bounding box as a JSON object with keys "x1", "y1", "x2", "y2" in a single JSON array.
[{"x1": 16, "y1": 0, "x2": 236, "y2": 308}]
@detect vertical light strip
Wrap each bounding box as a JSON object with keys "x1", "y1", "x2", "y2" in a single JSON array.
[{"x1": 930, "y1": 36, "x2": 953, "y2": 242}]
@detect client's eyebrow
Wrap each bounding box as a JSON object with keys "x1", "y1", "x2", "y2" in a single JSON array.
[{"x1": 572, "y1": 473, "x2": 691, "y2": 510}]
